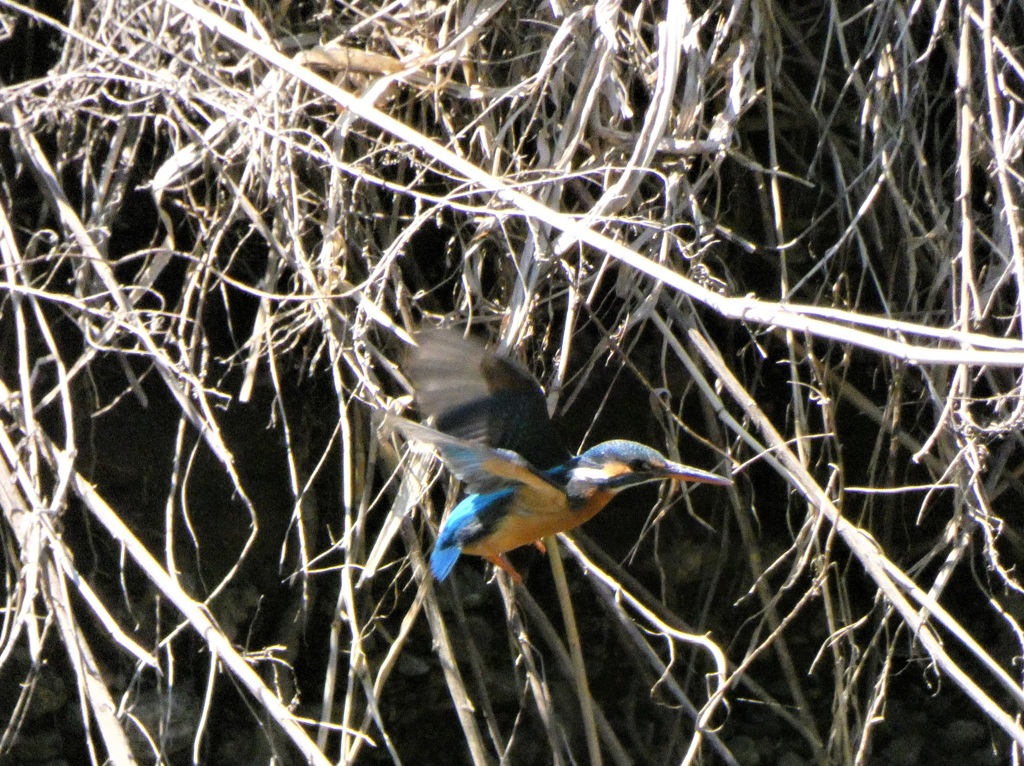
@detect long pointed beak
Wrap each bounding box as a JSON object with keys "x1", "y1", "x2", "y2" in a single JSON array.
[{"x1": 661, "y1": 462, "x2": 732, "y2": 486}]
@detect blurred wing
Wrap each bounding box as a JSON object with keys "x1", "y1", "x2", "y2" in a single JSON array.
[
  {"x1": 404, "y1": 329, "x2": 496, "y2": 418},
  {"x1": 386, "y1": 416, "x2": 567, "y2": 509},
  {"x1": 405, "y1": 329, "x2": 570, "y2": 468}
]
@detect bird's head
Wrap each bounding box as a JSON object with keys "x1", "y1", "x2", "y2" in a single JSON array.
[{"x1": 567, "y1": 440, "x2": 731, "y2": 495}]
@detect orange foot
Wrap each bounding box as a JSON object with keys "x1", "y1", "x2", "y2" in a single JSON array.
[
  {"x1": 533, "y1": 539, "x2": 547, "y2": 554},
  {"x1": 485, "y1": 554, "x2": 522, "y2": 583}
]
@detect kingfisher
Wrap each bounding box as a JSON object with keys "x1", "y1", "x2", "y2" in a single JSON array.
[{"x1": 391, "y1": 329, "x2": 731, "y2": 582}]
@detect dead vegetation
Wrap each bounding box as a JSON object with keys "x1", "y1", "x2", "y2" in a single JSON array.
[{"x1": 0, "y1": 0, "x2": 1023, "y2": 763}]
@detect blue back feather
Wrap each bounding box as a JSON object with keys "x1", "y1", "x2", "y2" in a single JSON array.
[{"x1": 431, "y1": 489, "x2": 515, "y2": 580}]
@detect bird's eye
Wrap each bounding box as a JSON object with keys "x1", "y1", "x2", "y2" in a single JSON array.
[{"x1": 629, "y1": 459, "x2": 652, "y2": 472}]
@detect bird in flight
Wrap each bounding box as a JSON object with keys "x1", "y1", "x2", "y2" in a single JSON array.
[{"x1": 390, "y1": 329, "x2": 731, "y2": 582}]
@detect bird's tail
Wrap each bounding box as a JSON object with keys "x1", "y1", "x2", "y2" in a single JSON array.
[{"x1": 430, "y1": 543, "x2": 461, "y2": 581}]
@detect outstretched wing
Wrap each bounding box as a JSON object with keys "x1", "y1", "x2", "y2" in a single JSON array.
[
  {"x1": 404, "y1": 329, "x2": 570, "y2": 469},
  {"x1": 386, "y1": 416, "x2": 567, "y2": 511}
]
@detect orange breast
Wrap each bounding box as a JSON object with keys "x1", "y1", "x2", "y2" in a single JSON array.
[{"x1": 463, "y1": 489, "x2": 615, "y2": 558}]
